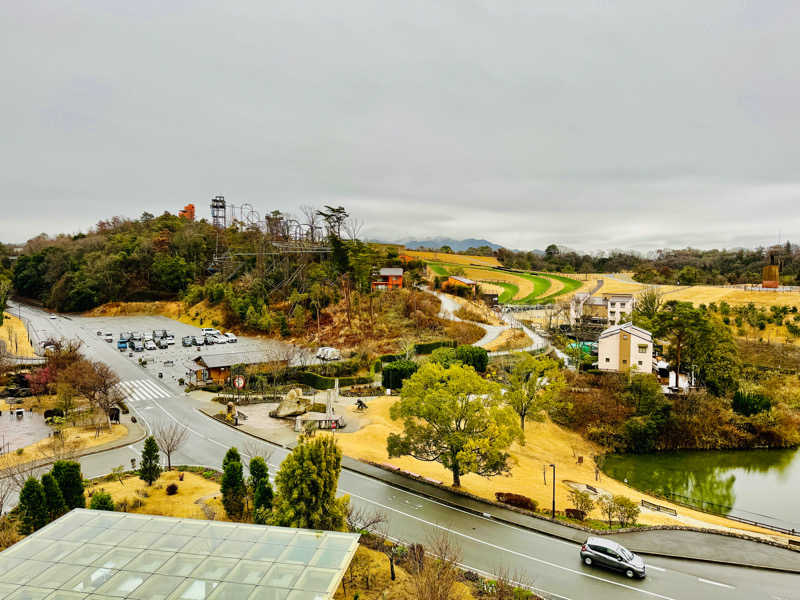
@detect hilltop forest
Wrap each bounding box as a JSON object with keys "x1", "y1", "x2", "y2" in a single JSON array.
[{"x1": 488, "y1": 244, "x2": 800, "y2": 285}]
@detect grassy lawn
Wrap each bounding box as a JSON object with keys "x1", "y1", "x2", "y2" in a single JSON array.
[
  {"x1": 427, "y1": 262, "x2": 449, "y2": 276},
  {"x1": 536, "y1": 273, "x2": 583, "y2": 302},
  {"x1": 514, "y1": 272, "x2": 551, "y2": 303},
  {"x1": 494, "y1": 281, "x2": 518, "y2": 303}
]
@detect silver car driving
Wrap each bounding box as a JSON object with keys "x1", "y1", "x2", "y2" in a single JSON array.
[{"x1": 580, "y1": 537, "x2": 645, "y2": 578}]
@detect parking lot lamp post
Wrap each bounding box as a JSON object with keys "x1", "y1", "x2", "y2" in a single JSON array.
[{"x1": 550, "y1": 464, "x2": 556, "y2": 519}]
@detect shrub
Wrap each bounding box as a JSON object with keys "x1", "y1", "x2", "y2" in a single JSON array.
[
  {"x1": 414, "y1": 340, "x2": 456, "y2": 355},
  {"x1": 495, "y1": 492, "x2": 538, "y2": 512},
  {"x1": 89, "y1": 491, "x2": 115, "y2": 511},
  {"x1": 381, "y1": 359, "x2": 418, "y2": 389},
  {"x1": 567, "y1": 489, "x2": 594, "y2": 521},
  {"x1": 732, "y1": 390, "x2": 771, "y2": 416},
  {"x1": 166, "y1": 483, "x2": 178, "y2": 496},
  {"x1": 612, "y1": 495, "x2": 640, "y2": 527},
  {"x1": 454, "y1": 345, "x2": 489, "y2": 373}
]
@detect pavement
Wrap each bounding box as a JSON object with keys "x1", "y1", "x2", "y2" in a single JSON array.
[{"x1": 4, "y1": 302, "x2": 800, "y2": 600}]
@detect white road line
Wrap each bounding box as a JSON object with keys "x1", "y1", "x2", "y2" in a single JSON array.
[
  {"x1": 344, "y1": 489, "x2": 678, "y2": 600},
  {"x1": 647, "y1": 565, "x2": 666, "y2": 572},
  {"x1": 698, "y1": 578, "x2": 734, "y2": 589}
]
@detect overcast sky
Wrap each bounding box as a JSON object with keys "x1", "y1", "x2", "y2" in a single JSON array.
[{"x1": 2, "y1": 1, "x2": 799, "y2": 252}]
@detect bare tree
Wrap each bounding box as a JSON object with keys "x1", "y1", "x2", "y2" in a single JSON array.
[
  {"x1": 153, "y1": 422, "x2": 189, "y2": 470},
  {"x1": 406, "y1": 531, "x2": 462, "y2": 600},
  {"x1": 343, "y1": 217, "x2": 365, "y2": 242},
  {"x1": 346, "y1": 504, "x2": 387, "y2": 534}
]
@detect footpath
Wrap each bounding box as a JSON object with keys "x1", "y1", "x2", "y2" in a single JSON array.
[{"x1": 200, "y1": 408, "x2": 800, "y2": 574}]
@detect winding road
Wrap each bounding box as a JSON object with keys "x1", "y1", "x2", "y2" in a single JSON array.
[{"x1": 4, "y1": 303, "x2": 799, "y2": 600}]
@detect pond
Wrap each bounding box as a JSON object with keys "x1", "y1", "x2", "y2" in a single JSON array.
[{"x1": 602, "y1": 447, "x2": 800, "y2": 532}]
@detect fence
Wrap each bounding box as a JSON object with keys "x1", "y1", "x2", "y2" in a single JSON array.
[
  {"x1": 640, "y1": 499, "x2": 678, "y2": 517},
  {"x1": 653, "y1": 490, "x2": 798, "y2": 537}
]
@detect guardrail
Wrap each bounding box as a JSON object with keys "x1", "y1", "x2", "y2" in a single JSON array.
[
  {"x1": 641, "y1": 499, "x2": 678, "y2": 517},
  {"x1": 653, "y1": 490, "x2": 798, "y2": 537}
]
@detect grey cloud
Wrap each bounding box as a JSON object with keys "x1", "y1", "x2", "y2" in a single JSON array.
[{"x1": 2, "y1": 1, "x2": 799, "y2": 252}]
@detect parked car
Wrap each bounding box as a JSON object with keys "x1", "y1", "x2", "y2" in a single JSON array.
[
  {"x1": 117, "y1": 340, "x2": 128, "y2": 352},
  {"x1": 156, "y1": 339, "x2": 169, "y2": 349},
  {"x1": 96, "y1": 330, "x2": 103, "y2": 336},
  {"x1": 144, "y1": 333, "x2": 154, "y2": 342},
  {"x1": 103, "y1": 333, "x2": 113, "y2": 343},
  {"x1": 119, "y1": 333, "x2": 130, "y2": 343},
  {"x1": 145, "y1": 340, "x2": 157, "y2": 351},
  {"x1": 49, "y1": 314, "x2": 57, "y2": 320},
  {"x1": 166, "y1": 335, "x2": 176, "y2": 345},
  {"x1": 212, "y1": 334, "x2": 227, "y2": 344},
  {"x1": 130, "y1": 340, "x2": 144, "y2": 352},
  {"x1": 580, "y1": 537, "x2": 645, "y2": 578},
  {"x1": 316, "y1": 347, "x2": 342, "y2": 361},
  {"x1": 204, "y1": 335, "x2": 219, "y2": 345},
  {"x1": 182, "y1": 336, "x2": 194, "y2": 347},
  {"x1": 153, "y1": 329, "x2": 167, "y2": 340},
  {"x1": 193, "y1": 336, "x2": 205, "y2": 346},
  {"x1": 200, "y1": 327, "x2": 221, "y2": 336},
  {"x1": 131, "y1": 332, "x2": 143, "y2": 341},
  {"x1": 223, "y1": 332, "x2": 238, "y2": 343}
]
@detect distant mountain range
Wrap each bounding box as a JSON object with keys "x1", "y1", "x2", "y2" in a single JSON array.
[{"x1": 385, "y1": 237, "x2": 504, "y2": 252}]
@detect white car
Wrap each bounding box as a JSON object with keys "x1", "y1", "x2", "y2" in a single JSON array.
[
  {"x1": 223, "y1": 332, "x2": 238, "y2": 343},
  {"x1": 200, "y1": 327, "x2": 221, "y2": 336},
  {"x1": 103, "y1": 333, "x2": 113, "y2": 342},
  {"x1": 166, "y1": 336, "x2": 175, "y2": 345},
  {"x1": 316, "y1": 347, "x2": 342, "y2": 361},
  {"x1": 144, "y1": 340, "x2": 157, "y2": 351},
  {"x1": 49, "y1": 314, "x2": 57, "y2": 320}
]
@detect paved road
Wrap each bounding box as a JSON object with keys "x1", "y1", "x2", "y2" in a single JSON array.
[{"x1": 6, "y1": 303, "x2": 800, "y2": 600}]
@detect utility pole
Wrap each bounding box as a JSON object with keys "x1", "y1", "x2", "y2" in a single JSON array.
[{"x1": 550, "y1": 463, "x2": 556, "y2": 519}]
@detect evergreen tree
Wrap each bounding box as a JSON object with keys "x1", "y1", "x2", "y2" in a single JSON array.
[
  {"x1": 270, "y1": 436, "x2": 348, "y2": 531},
  {"x1": 41, "y1": 473, "x2": 67, "y2": 521},
  {"x1": 52, "y1": 460, "x2": 85, "y2": 509},
  {"x1": 89, "y1": 491, "x2": 115, "y2": 511},
  {"x1": 18, "y1": 477, "x2": 48, "y2": 534},
  {"x1": 249, "y1": 456, "x2": 268, "y2": 487},
  {"x1": 221, "y1": 460, "x2": 246, "y2": 521},
  {"x1": 222, "y1": 447, "x2": 241, "y2": 471},
  {"x1": 254, "y1": 478, "x2": 274, "y2": 512},
  {"x1": 139, "y1": 436, "x2": 162, "y2": 486}
]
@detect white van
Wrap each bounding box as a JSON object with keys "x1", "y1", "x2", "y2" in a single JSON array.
[{"x1": 316, "y1": 347, "x2": 342, "y2": 361}]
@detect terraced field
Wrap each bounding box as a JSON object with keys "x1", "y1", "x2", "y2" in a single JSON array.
[
  {"x1": 426, "y1": 260, "x2": 582, "y2": 304},
  {"x1": 404, "y1": 250, "x2": 501, "y2": 267}
]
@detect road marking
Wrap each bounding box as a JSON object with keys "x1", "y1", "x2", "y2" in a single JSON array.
[
  {"x1": 647, "y1": 565, "x2": 666, "y2": 572},
  {"x1": 117, "y1": 379, "x2": 171, "y2": 401},
  {"x1": 345, "y1": 490, "x2": 678, "y2": 600},
  {"x1": 698, "y1": 578, "x2": 734, "y2": 589}
]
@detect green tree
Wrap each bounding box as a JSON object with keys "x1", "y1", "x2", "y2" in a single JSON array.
[
  {"x1": 506, "y1": 354, "x2": 565, "y2": 431},
  {"x1": 689, "y1": 318, "x2": 740, "y2": 397},
  {"x1": 387, "y1": 363, "x2": 523, "y2": 487},
  {"x1": 52, "y1": 460, "x2": 85, "y2": 509},
  {"x1": 151, "y1": 254, "x2": 191, "y2": 292},
  {"x1": 249, "y1": 456, "x2": 268, "y2": 486},
  {"x1": 18, "y1": 477, "x2": 48, "y2": 534},
  {"x1": 631, "y1": 287, "x2": 663, "y2": 329},
  {"x1": 612, "y1": 495, "x2": 640, "y2": 527},
  {"x1": 254, "y1": 478, "x2": 274, "y2": 515},
  {"x1": 139, "y1": 436, "x2": 162, "y2": 486},
  {"x1": 89, "y1": 491, "x2": 115, "y2": 511},
  {"x1": 223, "y1": 447, "x2": 241, "y2": 470},
  {"x1": 270, "y1": 436, "x2": 348, "y2": 531},
  {"x1": 454, "y1": 345, "x2": 488, "y2": 373},
  {"x1": 221, "y1": 460, "x2": 246, "y2": 520},
  {"x1": 0, "y1": 277, "x2": 11, "y2": 326},
  {"x1": 41, "y1": 473, "x2": 67, "y2": 522},
  {"x1": 651, "y1": 301, "x2": 707, "y2": 389},
  {"x1": 567, "y1": 489, "x2": 594, "y2": 521},
  {"x1": 429, "y1": 346, "x2": 458, "y2": 367}
]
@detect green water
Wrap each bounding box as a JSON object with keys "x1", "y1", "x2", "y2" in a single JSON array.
[{"x1": 602, "y1": 448, "x2": 800, "y2": 532}]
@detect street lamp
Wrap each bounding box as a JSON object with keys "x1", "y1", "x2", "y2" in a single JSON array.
[{"x1": 549, "y1": 464, "x2": 556, "y2": 519}]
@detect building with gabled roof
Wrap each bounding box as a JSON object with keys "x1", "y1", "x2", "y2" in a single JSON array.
[
  {"x1": 598, "y1": 322, "x2": 653, "y2": 373},
  {"x1": 372, "y1": 267, "x2": 403, "y2": 290}
]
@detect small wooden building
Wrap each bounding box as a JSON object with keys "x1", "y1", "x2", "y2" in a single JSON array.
[
  {"x1": 446, "y1": 275, "x2": 478, "y2": 296},
  {"x1": 188, "y1": 351, "x2": 288, "y2": 384},
  {"x1": 372, "y1": 267, "x2": 404, "y2": 290}
]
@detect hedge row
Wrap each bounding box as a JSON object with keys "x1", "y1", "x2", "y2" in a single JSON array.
[
  {"x1": 289, "y1": 371, "x2": 374, "y2": 390},
  {"x1": 379, "y1": 340, "x2": 457, "y2": 363}
]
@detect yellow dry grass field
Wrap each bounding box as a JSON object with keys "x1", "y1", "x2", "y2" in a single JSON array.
[
  {"x1": 475, "y1": 281, "x2": 504, "y2": 295},
  {"x1": 329, "y1": 398, "x2": 781, "y2": 536},
  {"x1": 0, "y1": 424, "x2": 127, "y2": 468},
  {"x1": 482, "y1": 329, "x2": 532, "y2": 352},
  {"x1": 404, "y1": 250, "x2": 500, "y2": 267},
  {"x1": 462, "y1": 268, "x2": 533, "y2": 301},
  {"x1": 665, "y1": 286, "x2": 800, "y2": 310},
  {"x1": 0, "y1": 313, "x2": 36, "y2": 357},
  {"x1": 86, "y1": 470, "x2": 226, "y2": 520},
  {"x1": 88, "y1": 300, "x2": 233, "y2": 331},
  {"x1": 450, "y1": 296, "x2": 503, "y2": 326}
]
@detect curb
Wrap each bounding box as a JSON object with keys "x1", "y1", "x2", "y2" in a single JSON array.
[{"x1": 193, "y1": 409, "x2": 800, "y2": 573}]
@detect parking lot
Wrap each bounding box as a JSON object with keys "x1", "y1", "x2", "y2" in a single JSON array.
[{"x1": 68, "y1": 315, "x2": 316, "y2": 388}]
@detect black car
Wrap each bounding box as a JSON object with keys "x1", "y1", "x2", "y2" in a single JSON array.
[{"x1": 580, "y1": 537, "x2": 645, "y2": 578}]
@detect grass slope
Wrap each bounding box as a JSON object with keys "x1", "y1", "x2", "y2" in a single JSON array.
[{"x1": 536, "y1": 273, "x2": 583, "y2": 302}]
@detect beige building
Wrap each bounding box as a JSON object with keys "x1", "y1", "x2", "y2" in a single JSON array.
[
  {"x1": 570, "y1": 291, "x2": 635, "y2": 326},
  {"x1": 598, "y1": 322, "x2": 653, "y2": 373}
]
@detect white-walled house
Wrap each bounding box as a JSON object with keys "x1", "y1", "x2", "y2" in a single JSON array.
[{"x1": 598, "y1": 322, "x2": 653, "y2": 373}]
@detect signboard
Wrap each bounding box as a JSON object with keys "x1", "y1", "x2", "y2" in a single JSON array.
[{"x1": 233, "y1": 375, "x2": 246, "y2": 390}]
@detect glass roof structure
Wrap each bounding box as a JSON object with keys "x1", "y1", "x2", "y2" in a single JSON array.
[{"x1": 0, "y1": 509, "x2": 360, "y2": 600}]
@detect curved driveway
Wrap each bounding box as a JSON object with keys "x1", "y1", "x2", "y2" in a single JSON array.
[{"x1": 8, "y1": 303, "x2": 800, "y2": 600}]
